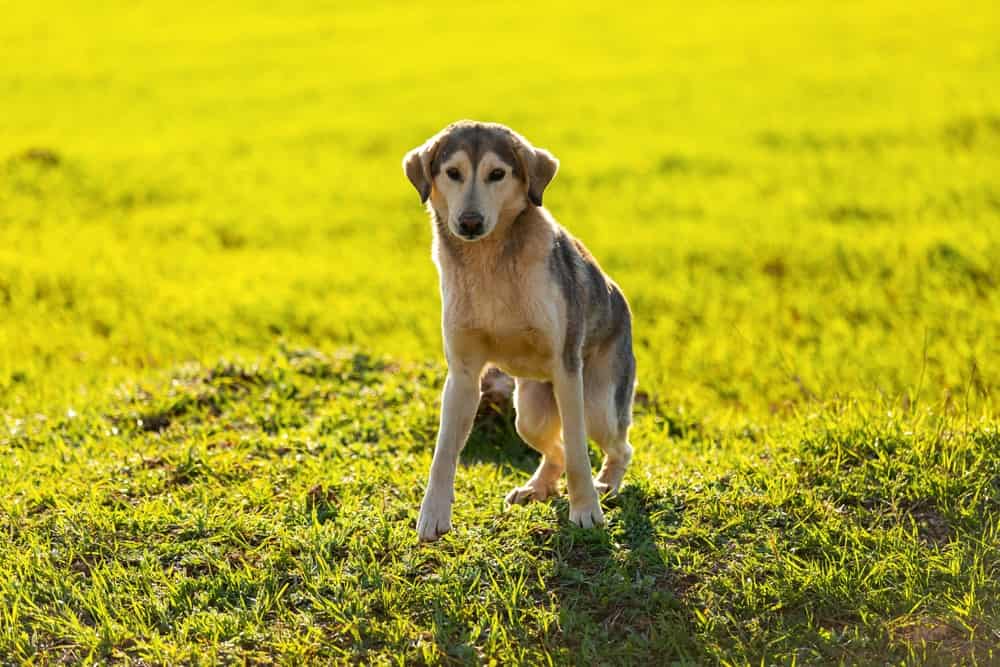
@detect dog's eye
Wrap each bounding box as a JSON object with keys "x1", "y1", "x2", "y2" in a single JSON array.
[
  {"x1": 446, "y1": 167, "x2": 462, "y2": 182},
  {"x1": 487, "y1": 168, "x2": 505, "y2": 182}
]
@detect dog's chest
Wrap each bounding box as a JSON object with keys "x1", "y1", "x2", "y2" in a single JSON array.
[{"x1": 445, "y1": 272, "x2": 558, "y2": 379}]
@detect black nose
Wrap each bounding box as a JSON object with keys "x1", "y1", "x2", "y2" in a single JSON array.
[{"x1": 458, "y1": 211, "x2": 484, "y2": 238}]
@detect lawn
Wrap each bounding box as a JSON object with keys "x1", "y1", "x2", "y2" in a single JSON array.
[{"x1": 2, "y1": 1, "x2": 999, "y2": 664}]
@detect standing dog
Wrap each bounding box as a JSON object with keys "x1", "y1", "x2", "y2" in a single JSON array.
[{"x1": 403, "y1": 121, "x2": 636, "y2": 542}]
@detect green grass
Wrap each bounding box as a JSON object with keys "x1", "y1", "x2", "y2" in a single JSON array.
[{"x1": 1, "y1": 1, "x2": 999, "y2": 664}]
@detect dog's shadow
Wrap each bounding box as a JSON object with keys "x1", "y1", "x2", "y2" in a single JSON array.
[
  {"x1": 544, "y1": 483, "x2": 700, "y2": 660},
  {"x1": 460, "y1": 393, "x2": 540, "y2": 474},
  {"x1": 457, "y1": 395, "x2": 699, "y2": 659}
]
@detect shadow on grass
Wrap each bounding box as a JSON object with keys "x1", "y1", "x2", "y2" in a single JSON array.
[
  {"x1": 437, "y1": 389, "x2": 705, "y2": 660},
  {"x1": 460, "y1": 398, "x2": 539, "y2": 475},
  {"x1": 545, "y1": 482, "x2": 704, "y2": 662}
]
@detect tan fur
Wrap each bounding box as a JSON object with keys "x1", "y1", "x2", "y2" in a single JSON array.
[
  {"x1": 434, "y1": 208, "x2": 560, "y2": 378},
  {"x1": 404, "y1": 121, "x2": 635, "y2": 542}
]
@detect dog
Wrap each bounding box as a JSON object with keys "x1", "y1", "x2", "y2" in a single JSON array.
[{"x1": 403, "y1": 121, "x2": 636, "y2": 542}]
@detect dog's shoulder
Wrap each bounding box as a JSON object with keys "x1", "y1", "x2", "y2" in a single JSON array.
[{"x1": 547, "y1": 220, "x2": 610, "y2": 300}]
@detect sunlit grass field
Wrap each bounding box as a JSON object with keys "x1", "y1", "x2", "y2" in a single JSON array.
[{"x1": 2, "y1": 1, "x2": 999, "y2": 663}]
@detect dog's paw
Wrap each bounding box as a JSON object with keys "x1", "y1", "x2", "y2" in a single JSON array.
[
  {"x1": 593, "y1": 479, "x2": 614, "y2": 496},
  {"x1": 416, "y1": 494, "x2": 453, "y2": 543},
  {"x1": 568, "y1": 498, "x2": 606, "y2": 529},
  {"x1": 593, "y1": 471, "x2": 625, "y2": 497},
  {"x1": 594, "y1": 447, "x2": 631, "y2": 497},
  {"x1": 505, "y1": 478, "x2": 559, "y2": 505}
]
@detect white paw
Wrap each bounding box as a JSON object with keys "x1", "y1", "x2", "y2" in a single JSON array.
[
  {"x1": 568, "y1": 497, "x2": 606, "y2": 529},
  {"x1": 593, "y1": 471, "x2": 625, "y2": 497},
  {"x1": 416, "y1": 493, "x2": 453, "y2": 542},
  {"x1": 505, "y1": 478, "x2": 560, "y2": 505},
  {"x1": 595, "y1": 447, "x2": 631, "y2": 497}
]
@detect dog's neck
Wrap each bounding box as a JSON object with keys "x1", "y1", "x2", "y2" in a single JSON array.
[{"x1": 431, "y1": 205, "x2": 552, "y2": 275}]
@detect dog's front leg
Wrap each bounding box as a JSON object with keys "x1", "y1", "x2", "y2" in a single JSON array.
[
  {"x1": 553, "y1": 366, "x2": 605, "y2": 528},
  {"x1": 417, "y1": 360, "x2": 483, "y2": 542}
]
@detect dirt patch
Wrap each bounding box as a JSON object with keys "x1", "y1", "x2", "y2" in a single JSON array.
[
  {"x1": 891, "y1": 616, "x2": 994, "y2": 663},
  {"x1": 911, "y1": 506, "x2": 955, "y2": 546}
]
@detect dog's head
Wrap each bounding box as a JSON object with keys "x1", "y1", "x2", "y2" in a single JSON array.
[{"x1": 402, "y1": 121, "x2": 559, "y2": 242}]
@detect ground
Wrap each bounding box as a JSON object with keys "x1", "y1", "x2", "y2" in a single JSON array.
[{"x1": 1, "y1": 1, "x2": 999, "y2": 664}]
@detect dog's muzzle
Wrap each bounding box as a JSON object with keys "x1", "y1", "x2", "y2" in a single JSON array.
[{"x1": 457, "y1": 211, "x2": 485, "y2": 239}]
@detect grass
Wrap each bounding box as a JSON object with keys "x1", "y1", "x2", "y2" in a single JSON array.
[{"x1": 1, "y1": 1, "x2": 999, "y2": 664}]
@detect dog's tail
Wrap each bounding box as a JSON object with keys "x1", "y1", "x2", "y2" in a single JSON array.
[{"x1": 478, "y1": 366, "x2": 515, "y2": 416}]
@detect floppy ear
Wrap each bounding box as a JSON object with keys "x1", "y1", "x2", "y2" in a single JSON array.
[
  {"x1": 403, "y1": 146, "x2": 431, "y2": 203},
  {"x1": 403, "y1": 136, "x2": 442, "y2": 204},
  {"x1": 516, "y1": 143, "x2": 560, "y2": 207}
]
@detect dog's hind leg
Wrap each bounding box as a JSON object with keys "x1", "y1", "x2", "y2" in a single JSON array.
[
  {"x1": 506, "y1": 379, "x2": 565, "y2": 505},
  {"x1": 584, "y1": 340, "x2": 635, "y2": 497}
]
